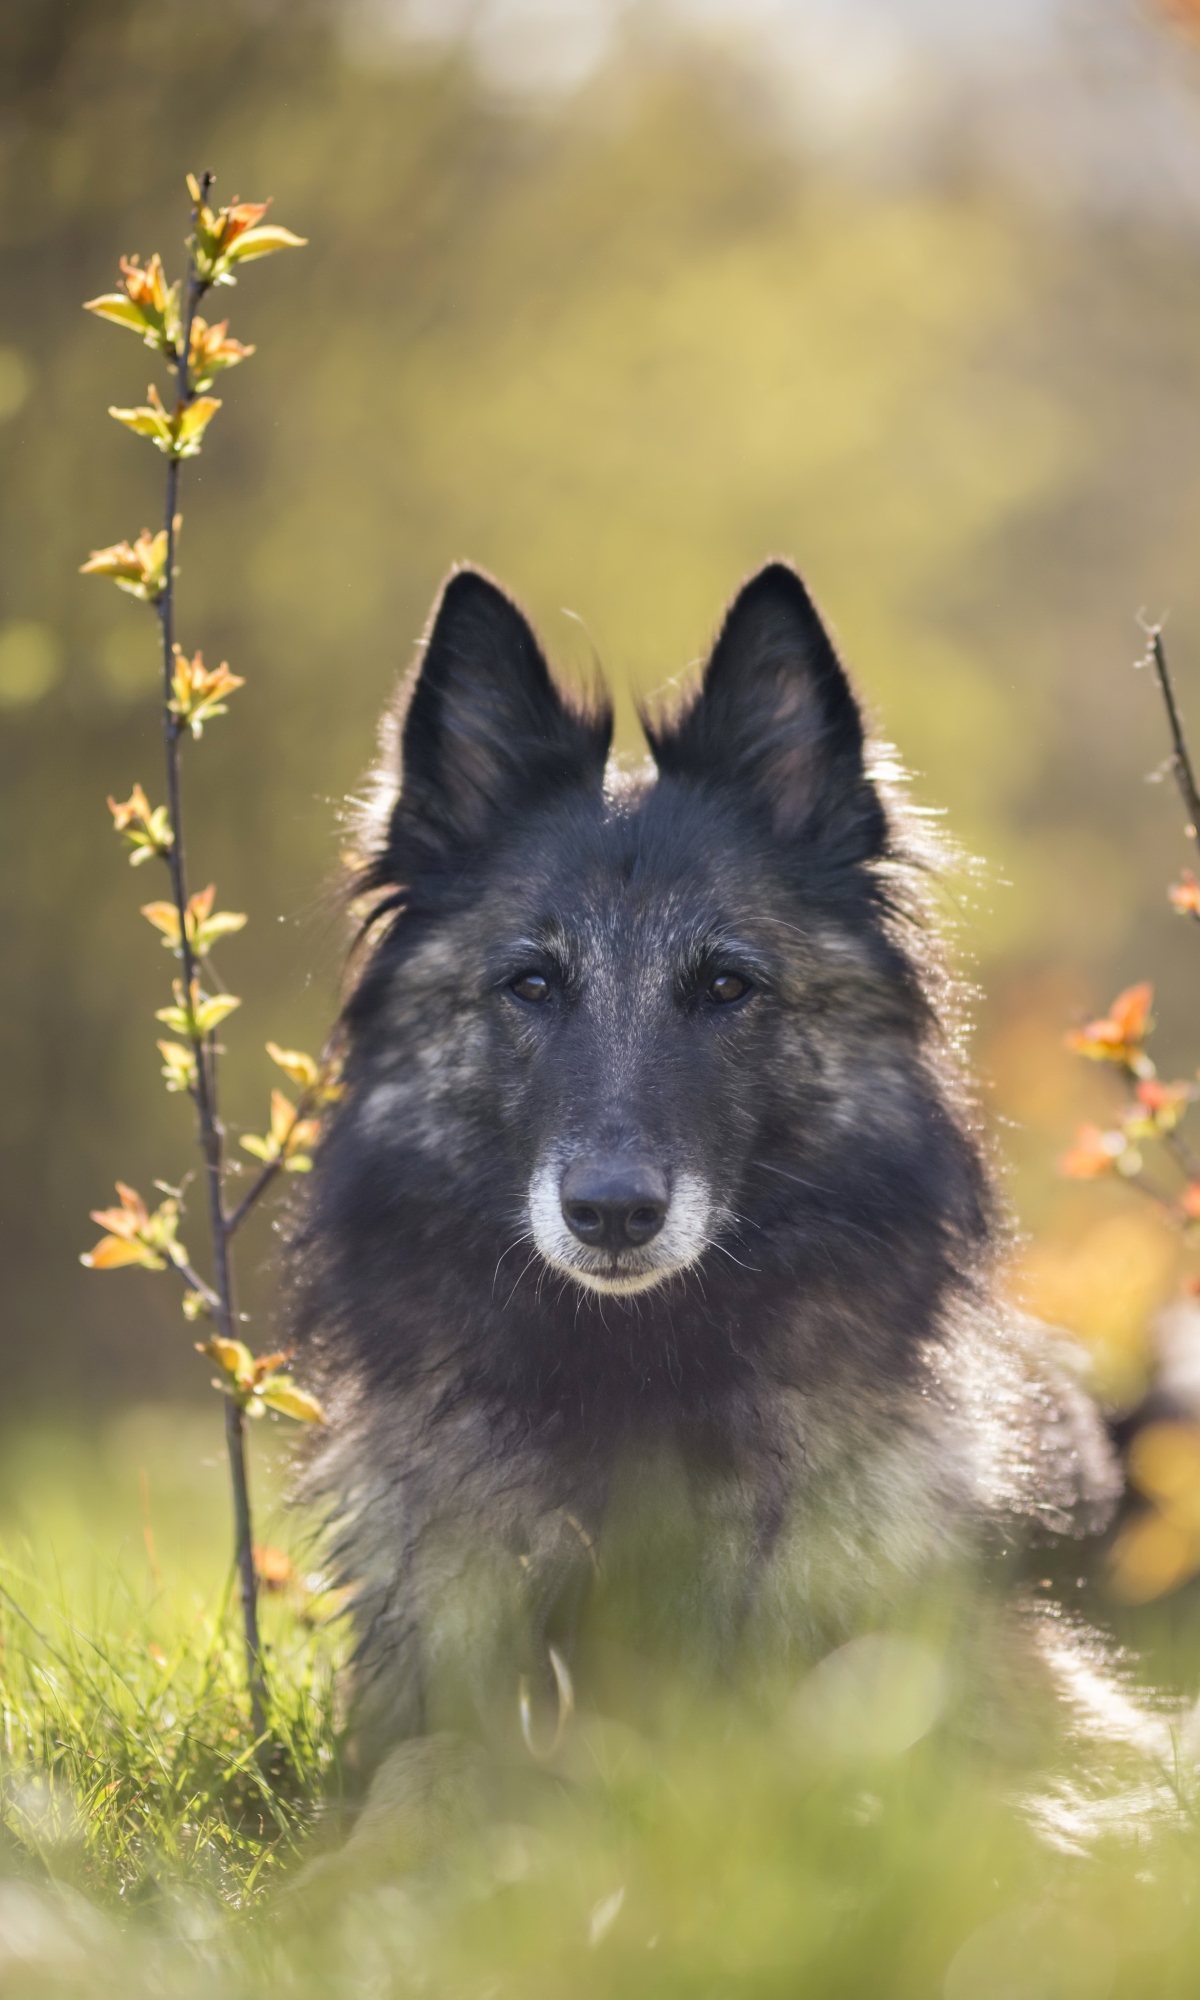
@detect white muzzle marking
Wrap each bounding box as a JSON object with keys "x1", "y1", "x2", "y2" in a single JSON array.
[{"x1": 527, "y1": 1157, "x2": 712, "y2": 1296}]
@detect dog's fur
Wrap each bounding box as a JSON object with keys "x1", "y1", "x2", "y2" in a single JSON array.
[{"x1": 290, "y1": 561, "x2": 1121, "y2": 1778}]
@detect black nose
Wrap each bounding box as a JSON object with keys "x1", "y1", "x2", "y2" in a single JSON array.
[{"x1": 561, "y1": 1157, "x2": 669, "y2": 1251}]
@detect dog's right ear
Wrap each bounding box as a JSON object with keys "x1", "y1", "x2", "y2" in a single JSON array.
[{"x1": 383, "y1": 568, "x2": 611, "y2": 876}]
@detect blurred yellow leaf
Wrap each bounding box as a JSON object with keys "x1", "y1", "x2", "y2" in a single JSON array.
[
  {"x1": 155, "y1": 978, "x2": 240, "y2": 1039},
  {"x1": 107, "y1": 784, "x2": 173, "y2": 863},
  {"x1": 83, "y1": 1234, "x2": 161, "y2": 1271},
  {"x1": 1127, "y1": 1422, "x2": 1200, "y2": 1517},
  {"x1": 157, "y1": 1040, "x2": 197, "y2": 1094},
  {"x1": 196, "y1": 1335, "x2": 255, "y2": 1387},
  {"x1": 266, "y1": 1042, "x2": 320, "y2": 1091},
  {"x1": 194, "y1": 992, "x2": 240, "y2": 1035},
  {"x1": 186, "y1": 180, "x2": 306, "y2": 287},
  {"x1": 1169, "y1": 869, "x2": 1200, "y2": 916},
  {"x1": 240, "y1": 1133, "x2": 277, "y2": 1163},
  {"x1": 143, "y1": 885, "x2": 246, "y2": 958},
  {"x1": 269, "y1": 1089, "x2": 297, "y2": 1147},
  {"x1": 84, "y1": 254, "x2": 180, "y2": 355},
  {"x1": 1058, "y1": 1124, "x2": 1125, "y2": 1180},
  {"x1": 108, "y1": 383, "x2": 220, "y2": 460},
  {"x1": 188, "y1": 315, "x2": 254, "y2": 392},
  {"x1": 224, "y1": 224, "x2": 308, "y2": 266},
  {"x1": 168, "y1": 647, "x2": 244, "y2": 737},
  {"x1": 253, "y1": 1544, "x2": 294, "y2": 1588},
  {"x1": 1109, "y1": 1423, "x2": 1200, "y2": 1601},
  {"x1": 1065, "y1": 982, "x2": 1155, "y2": 1073},
  {"x1": 1108, "y1": 1509, "x2": 1198, "y2": 1603},
  {"x1": 258, "y1": 1376, "x2": 325, "y2": 1425},
  {"x1": 81, "y1": 527, "x2": 168, "y2": 603},
  {"x1": 81, "y1": 1181, "x2": 188, "y2": 1275},
  {"x1": 141, "y1": 900, "x2": 181, "y2": 944},
  {"x1": 1008, "y1": 1210, "x2": 1180, "y2": 1408},
  {"x1": 1123, "y1": 1079, "x2": 1192, "y2": 1140}
]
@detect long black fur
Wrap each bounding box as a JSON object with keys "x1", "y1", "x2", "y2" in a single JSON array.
[{"x1": 290, "y1": 561, "x2": 1120, "y2": 1776}]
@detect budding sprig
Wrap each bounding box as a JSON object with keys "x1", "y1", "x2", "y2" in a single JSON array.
[
  {"x1": 82, "y1": 529, "x2": 169, "y2": 604},
  {"x1": 169, "y1": 648, "x2": 244, "y2": 737},
  {"x1": 1057, "y1": 629, "x2": 1200, "y2": 1606},
  {"x1": 77, "y1": 175, "x2": 310, "y2": 1731},
  {"x1": 228, "y1": 1043, "x2": 344, "y2": 1231},
  {"x1": 107, "y1": 785, "x2": 173, "y2": 866},
  {"x1": 1060, "y1": 983, "x2": 1200, "y2": 1224},
  {"x1": 196, "y1": 1339, "x2": 325, "y2": 1426}
]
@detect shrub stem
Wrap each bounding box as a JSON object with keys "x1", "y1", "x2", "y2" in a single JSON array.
[{"x1": 154, "y1": 171, "x2": 265, "y2": 1738}]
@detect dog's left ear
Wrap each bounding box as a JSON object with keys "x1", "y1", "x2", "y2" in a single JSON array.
[{"x1": 645, "y1": 563, "x2": 886, "y2": 865}]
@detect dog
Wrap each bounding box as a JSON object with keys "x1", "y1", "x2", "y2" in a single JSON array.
[{"x1": 290, "y1": 560, "x2": 1124, "y2": 1793}]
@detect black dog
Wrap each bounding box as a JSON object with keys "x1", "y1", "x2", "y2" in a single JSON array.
[{"x1": 291, "y1": 562, "x2": 1119, "y2": 1779}]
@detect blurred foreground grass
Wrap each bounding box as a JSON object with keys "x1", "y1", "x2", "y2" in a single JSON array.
[{"x1": 3, "y1": 1411, "x2": 1200, "y2": 1996}]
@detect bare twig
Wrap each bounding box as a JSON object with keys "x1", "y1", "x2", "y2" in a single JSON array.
[
  {"x1": 226, "y1": 1157, "x2": 289, "y2": 1242},
  {"x1": 1147, "y1": 625, "x2": 1200, "y2": 868}
]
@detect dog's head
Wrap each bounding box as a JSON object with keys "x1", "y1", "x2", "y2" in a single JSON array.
[{"x1": 329, "y1": 559, "x2": 981, "y2": 1328}]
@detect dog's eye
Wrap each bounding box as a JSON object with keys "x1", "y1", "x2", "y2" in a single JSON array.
[
  {"x1": 510, "y1": 972, "x2": 551, "y2": 1004},
  {"x1": 707, "y1": 973, "x2": 750, "y2": 1006}
]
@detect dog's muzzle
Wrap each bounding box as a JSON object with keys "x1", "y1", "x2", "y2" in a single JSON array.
[{"x1": 528, "y1": 1151, "x2": 710, "y2": 1296}]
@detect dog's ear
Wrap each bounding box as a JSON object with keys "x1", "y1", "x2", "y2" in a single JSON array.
[
  {"x1": 387, "y1": 568, "x2": 611, "y2": 870},
  {"x1": 645, "y1": 563, "x2": 886, "y2": 865}
]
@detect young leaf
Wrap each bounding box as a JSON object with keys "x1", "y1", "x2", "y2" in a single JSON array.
[
  {"x1": 169, "y1": 649, "x2": 245, "y2": 737},
  {"x1": 186, "y1": 179, "x2": 306, "y2": 287},
  {"x1": 189, "y1": 317, "x2": 255, "y2": 392},
  {"x1": 81, "y1": 1182, "x2": 189, "y2": 1273},
  {"x1": 109, "y1": 384, "x2": 221, "y2": 460},
  {"x1": 1059, "y1": 1124, "x2": 1127, "y2": 1179},
  {"x1": 1065, "y1": 983, "x2": 1155, "y2": 1074},
  {"x1": 223, "y1": 224, "x2": 308, "y2": 267},
  {"x1": 197, "y1": 1335, "x2": 256, "y2": 1388},
  {"x1": 175, "y1": 397, "x2": 222, "y2": 454},
  {"x1": 194, "y1": 992, "x2": 241, "y2": 1035},
  {"x1": 107, "y1": 784, "x2": 173, "y2": 864},
  {"x1": 265, "y1": 1042, "x2": 320, "y2": 1091},
  {"x1": 81, "y1": 528, "x2": 168, "y2": 603},
  {"x1": 142, "y1": 886, "x2": 246, "y2": 958},
  {"x1": 155, "y1": 979, "x2": 241, "y2": 1039},
  {"x1": 142, "y1": 901, "x2": 182, "y2": 946},
  {"x1": 258, "y1": 1376, "x2": 326, "y2": 1425},
  {"x1": 157, "y1": 1040, "x2": 198, "y2": 1093},
  {"x1": 1170, "y1": 871, "x2": 1200, "y2": 917},
  {"x1": 84, "y1": 254, "x2": 180, "y2": 356}
]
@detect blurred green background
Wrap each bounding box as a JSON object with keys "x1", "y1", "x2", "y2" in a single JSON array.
[{"x1": 7, "y1": 0, "x2": 1200, "y2": 1422}]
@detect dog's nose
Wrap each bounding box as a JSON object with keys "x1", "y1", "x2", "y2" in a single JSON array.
[{"x1": 561, "y1": 1157, "x2": 668, "y2": 1251}]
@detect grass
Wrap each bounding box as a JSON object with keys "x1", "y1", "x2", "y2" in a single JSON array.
[
  {"x1": 0, "y1": 1408, "x2": 341, "y2": 1911},
  {"x1": 3, "y1": 1407, "x2": 1200, "y2": 1997}
]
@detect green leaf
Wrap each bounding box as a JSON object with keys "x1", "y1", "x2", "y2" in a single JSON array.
[
  {"x1": 175, "y1": 396, "x2": 221, "y2": 455},
  {"x1": 85, "y1": 295, "x2": 154, "y2": 336},
  {"x1": 258, "y1": 1376, "x2": 326, "y2": 1424},
  {"x1": 223, "y1": 225, "x2": 308, "y2": 265},
  {"x1": 193, "y1": 993, "x2": 240, "y2": 1035}
]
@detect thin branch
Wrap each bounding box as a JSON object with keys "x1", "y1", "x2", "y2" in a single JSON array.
[
  {"x1": 225, "y1": 1082, "x2": 320, "y2": 1239},
  {"x1": 172, "y1": 1257, "x2": 221, "y2": 1313},
  {"x1": 225, "y1": 1158, "x2": 287, "y2": 1241},
  {"x1": 1147, "y1": 626, "x2": 1200, "y2": 867},
  {"x1": 1164, "y1": 1128, "x2": 1200, "y2": 1187},
  {"x1": 153, "y1": 170, "x2": 264, "y2": 1735}
]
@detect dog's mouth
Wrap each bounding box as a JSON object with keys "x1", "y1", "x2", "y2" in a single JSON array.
[
  {"x1": 526, "y1": 1159, "x2": 711, "y2": 1299},
  {"x1": 540, "y1": 1249, "x2": 688, "y2": 1297}
]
